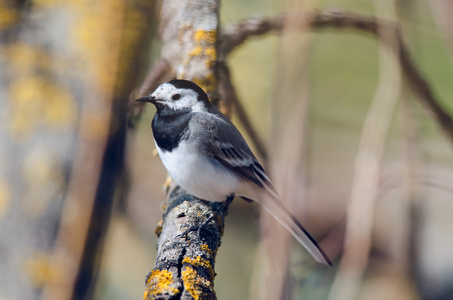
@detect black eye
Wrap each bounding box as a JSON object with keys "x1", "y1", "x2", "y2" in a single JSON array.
[{"x1": 172, "y1": 94, "x2": 181, "y2": 100}]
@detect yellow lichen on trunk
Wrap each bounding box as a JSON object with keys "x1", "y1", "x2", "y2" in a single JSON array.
[
  {"x1": 181, "y1": 255, "x2": 216, "y2": 300},
  {"x1": 182, "y1": 255, "x2": 215, "y2": 282},
  {"x1": 146, "y1": 1, "x2": 221, "y2": 299},
  {"x1": 181, "y1": 266, "x2": 213, "y2": 300},
  {"x1": 144, "y1": 270, "x2": 180, "y2": 298},
  {"x1": 180, "y1": 28, "x2": 218, "y2": 95}
]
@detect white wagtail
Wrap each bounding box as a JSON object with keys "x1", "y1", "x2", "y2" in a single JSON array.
[{"x1": 136, "y1": 79, "x2": 332, "y2": 266}]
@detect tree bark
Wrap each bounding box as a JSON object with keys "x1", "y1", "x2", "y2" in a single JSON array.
[{"x1": 142, "y1": 1, "x2": 223, "y2": 299}]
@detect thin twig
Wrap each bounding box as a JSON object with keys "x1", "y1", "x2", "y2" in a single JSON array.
[
  {"x1": 220, "y1": 9, "x2": 453, "y2": 149},
  {"x1": 214, "y1": 61, "x2": 234, "y2": 117},
  {"x1": 216, "y1": 61, "x2": 268, "y2": 160},
  {"x1": 398, "y1": 43, "x2": 453, "y2": 142},
  {"x1": 137, "y1": 58, "x2": 172, "y2": 98},
  {"x1": 219, "y1": 9, "x2": 383, "y2": 57},
  {"x1": 421, "y1": 179, "x2": 453, "y2": 195},
  {"x1": 233, "y1": 93, "x2": 268, "y2": 160},
  {"x1": 127, "y1": 58, "x2": 172, "y2": 128},
  {"x1": 219, "y1": 14, "x2": 286, "y2": 60}
]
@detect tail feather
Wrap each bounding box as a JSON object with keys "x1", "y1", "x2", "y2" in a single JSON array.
[{"x1": 258, "y1": 192, "x2": 332, "y2": 266}]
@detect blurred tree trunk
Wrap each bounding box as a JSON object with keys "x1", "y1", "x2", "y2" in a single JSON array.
[
  {"x1": 261, "y1": 5, "x2": 313, "y2": 300},
  {"x1": 0, "y1": 1, "x2": 154, "y2": 299}
]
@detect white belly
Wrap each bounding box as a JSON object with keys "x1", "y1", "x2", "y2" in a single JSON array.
[{"x1": 155, "y1": 139, "x2": 240, "y2": 202}]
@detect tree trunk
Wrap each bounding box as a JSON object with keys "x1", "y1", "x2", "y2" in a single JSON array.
[{"x1": 142, "y1": 1, "x2": 223, "y2": 299}]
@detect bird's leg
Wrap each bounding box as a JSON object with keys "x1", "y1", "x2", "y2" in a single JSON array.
[
  {"x1": 203, "y1": 195, "x2": 234, "y2": 226},
  {"x1": 175, "y1": 195, "x2": 234, "y2": 240}
]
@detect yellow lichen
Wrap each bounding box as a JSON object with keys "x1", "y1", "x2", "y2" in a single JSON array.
[
  {"x1": 193, "y1": 29, "x2": 217, "y2": 45},
  {"x1": 8, "y1": 76, "x2": 76, "y2": 139},
  {"x1": 204, "y1": 46, "x2": 217, "y2": 69},
  {"x1": 144, "y1": 269, "x2": 180, "y2": 297},
  {"x1": 164, "y1": 176, "x2": 172, "y2": 189},
  {"x1": 66, "y1": 0, "x2": 124, "y2": 95},
  {"x1": 0, "y1": 7, "x2": 19, "y2": 29},
  {"x1": 23, "y1": 253, "x2": 59, "y2": 288},
  {"x1": 42, "y1": 84, "x2": 77, "y2": 128},
  {"x1": 155, "y1": 220, "x2": 163, "y2": 237},
  {"x1": 189, "y1": 30, "x2": 217, "y2": 66},
  {"x1": 180, "y1": 29, "x2": 218, "y2": 92},
  {"x1": 204, "y1": 46, "x2": 216, "y2": 59},
  {"x1": 200, "y1": 244, "x2": 213, "y2": 256},
  {"x1": 183, "y1": 255, "x2": 215, "y2": 282},
  {"x1": 189, "y1": 46, "x2": 203, "y2": 57},
  {"x1": 0, "y1": 181, "x2": 10, "y2": 217},
  {"x1": 181, "y1": 266, "x2": 212, "y2": 300},
  {"x1": 5, "y1": 43, "x2": 50, "y2": 71},
  {"x1": 5, "y1": 42, "x2": 78, "y2": 139}
]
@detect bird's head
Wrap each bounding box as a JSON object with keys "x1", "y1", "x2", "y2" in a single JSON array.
[{"x1": 136, "y1": 80, "x2": 211, "y2": 112}]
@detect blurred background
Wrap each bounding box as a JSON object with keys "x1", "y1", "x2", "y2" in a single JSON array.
[{"x1": 1, "y1": 0, "x2": 453, "y2": 299}]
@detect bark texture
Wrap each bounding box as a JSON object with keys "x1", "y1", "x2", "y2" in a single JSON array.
[
  {"x1": 144, "y1": 187, "x2": 228, "y2": 300},
  {"x1": 142, "y1": 1, "x2": 223, "y2": 299}
]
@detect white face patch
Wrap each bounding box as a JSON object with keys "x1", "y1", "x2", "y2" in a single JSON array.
[{"x1": 151, "y1": 83, "x2": 207, "y2": 112}]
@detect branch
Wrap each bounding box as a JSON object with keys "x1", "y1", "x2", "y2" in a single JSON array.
[
  {"x1": 128, "y1": 58, "x2": 172, "y2": 128},
  {"x1": 144, "y1": 186, "x2": 227, "y2": 299},
  {"x1": 143, "y1": 1, "x2": 223, "y2": 299},
  {"x1": 219, "y1": 9, "x2": 383, "y2": 56},
  {"x1": 137, "y1": 58, "x2": 172, "y2": 98},
  {"x1": 220, "y1": 8, "x2": 453, "y2": 148},
  {"x1": 216, "y1": 61, "x2": 268, "y2": 160}
]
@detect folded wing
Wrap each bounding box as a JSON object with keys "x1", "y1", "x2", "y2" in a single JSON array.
[{"x1": 191, "y1": 111, "x2": 332, "y2": 266}]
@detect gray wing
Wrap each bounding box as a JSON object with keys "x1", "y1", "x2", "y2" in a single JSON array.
[
  {"x1": 190, "y1": 110, "x2": 333, "y2": 266},
  {"x1": 190, "y1": 111, "x2": 274, "y2": 192}
]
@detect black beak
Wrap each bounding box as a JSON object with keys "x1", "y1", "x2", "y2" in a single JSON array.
[{"x1": 135, "y1": 95, "x2": 156, "y2": 104}]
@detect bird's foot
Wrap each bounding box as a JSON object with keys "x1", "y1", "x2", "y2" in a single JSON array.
[{"x1": 175, "y1": 195, "x2": 234, "y2": 240}]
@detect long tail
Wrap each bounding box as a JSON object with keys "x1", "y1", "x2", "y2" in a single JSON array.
[{"x1": 256, "y1": 192, "x2": 332, "y2": 266}]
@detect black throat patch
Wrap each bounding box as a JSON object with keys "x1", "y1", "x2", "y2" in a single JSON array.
[{"x1": 152, "y1": 106, "x2": 192, "y2": 152}]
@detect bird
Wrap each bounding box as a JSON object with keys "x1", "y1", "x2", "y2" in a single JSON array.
[{"x1": 136, "y1": 79, "x2": 332, "y2": 266}]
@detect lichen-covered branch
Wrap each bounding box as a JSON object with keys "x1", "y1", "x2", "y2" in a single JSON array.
[
  {"x1": 144, "y1": 186, "x2": 227, "y2": 300},
  {"x1": 159, "y1": 0, "x2": 219, "y2": 95},
  {"x1": 143, "y1": 1, "x2": 223, "y2": 299}
]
